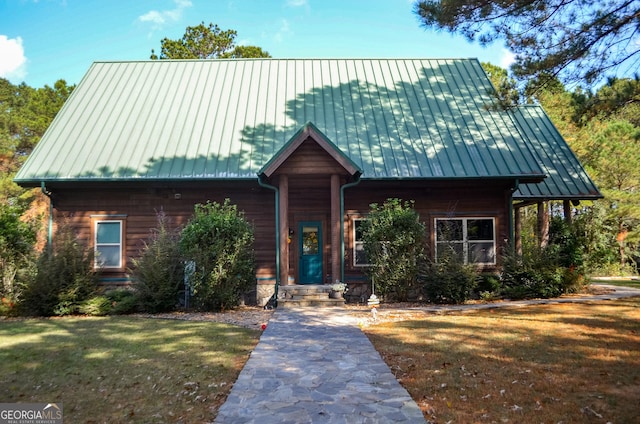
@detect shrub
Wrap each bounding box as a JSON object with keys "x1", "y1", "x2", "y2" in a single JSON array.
[
  {"x1": 501, "y1": 216, "x2": 590, "y2": 299},
  {"x1": 500, "y1": 244, "x2": 565, "y2": 299},
  {"x1": 421, "y1": 254, "x2": 478, "y2": 304},
  {"x1": 0, "y1": 204, "x2": 37, "y2": 314},
  {"x1": 78, "y1": 295, "x2": 112, "y2": 316},
  {"x1": 179, "y1": 200, "x2": 255, "y2": 311},
  {"x1": 362, "y1": 199, "x2": 426, "y2": 302},
  {"x1": 130, "y1": 211, "x2": 183, "y2": 313},
  {"x1": 79, "y1": 289, "x2": 138, "y2": 316},
  {"x1": 106, "y1": 289, "x2": 139, "y2": 314},
  {"x1": 19, "y1": 223, "x2": 99, "y2": 316},
  {"x1": 475, "y1": 273, "x2": 502, "y2": 300}
]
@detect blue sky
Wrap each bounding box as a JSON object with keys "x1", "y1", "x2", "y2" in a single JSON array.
[{"x1": 0, "y1": 0, "x2": 515, "y2": 88}]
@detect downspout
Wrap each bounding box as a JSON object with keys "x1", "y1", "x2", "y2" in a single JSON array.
[
  {"x1": 257, "y1": 175, "x2": 280, "y2": 307},
  {"x1": 41, "y1": 182, "x2": 53, "y2": 253},
  {"x1": 508, "y1": 179, "x2": 519, "y2": 252},
  {"x1": 340, "y1": 174, "x2": 362, "y2": 282}
]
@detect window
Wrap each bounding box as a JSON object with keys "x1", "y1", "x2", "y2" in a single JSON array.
[
  {"x1": 353, "y1": 218, "x2": 369, "y2": 266},
  {"x1": 435, "y1": 218, "x2": 496, "y2": 265},
  {"x1": 94, "y1": 220, "x2": 123, "y2": 269}
]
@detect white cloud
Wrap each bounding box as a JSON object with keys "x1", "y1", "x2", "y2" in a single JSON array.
[
  {"x1": 138, "y1": 0, "x2": 192, "y2": 28},
  {"x1": 499, "y1": 48, "x2": 516, "y2": 69},
  {"x1": 0, "y1": 35, "x2": 27, "y2": 82},
  {"x1": 286, "y1": 0, "x2": 307, "y2": 6},
  {"x1": 273, "y1": 19, "x2": 292, "y2": 43}
]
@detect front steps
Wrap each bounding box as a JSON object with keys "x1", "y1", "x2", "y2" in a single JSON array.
[{"x1": 277, "y1": 284, "x2": 346, "y2": 308}]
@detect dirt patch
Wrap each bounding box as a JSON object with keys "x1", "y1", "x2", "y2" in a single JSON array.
[{"x1": 134, "y1": 306, "x2": 274, "y2": 330}]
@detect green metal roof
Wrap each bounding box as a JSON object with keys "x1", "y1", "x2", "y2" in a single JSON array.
[
  {"x1": 14, "y1": 58, "x2": 597, "y2": 200},
  {"x1": 511, "y1": 106, "x2": 601, "y2": 200}
]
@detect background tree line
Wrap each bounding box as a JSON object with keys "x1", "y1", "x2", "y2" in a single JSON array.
[{"x1": 1, "y1": 12, "x2": 638, "y2": 314}]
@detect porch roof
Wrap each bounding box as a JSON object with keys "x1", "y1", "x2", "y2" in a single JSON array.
[
  {"x1": 512, "y1": 106, "x2": 601, "y2": 201},
  {"x1": 14, "y1": 58, "x2": 598, "y2": 199}
]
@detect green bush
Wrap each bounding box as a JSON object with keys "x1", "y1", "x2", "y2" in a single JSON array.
[
  {"x1": 500, "y1": 244, "x2": 565, "y2": 299},
  {"x1": 179, "y1": 200, "x2": 255, "y2": 311},
  {"x1": 500, "y1": 217, "x2": 590, "y2": 299},
  {"x1": 362, "y1": 199, "x2": 426, "y2": 302},
  {"x1": 475, "y1": 273, "x2": 502, "y2": 300},
  {"x1": 130, "y1": 211, "x2": 183, "y2": 313},
  {"x1": 19, "y1": 223, "x2": 99, "y2": 316},
  {"x1": 79, "y1": 295, "x2": 112, "y2": 316},
  {"x1": 421, "y1": 254, "x2": 478, "y2": 304},
  {"x1": 79, "y1": 289, "x2": 138, "y2": 316},
  {"x1": 106, "y1": 289, "x2": 139, "y2": 314},
  {"x1": 0, "y1": 204, "x2": 37, "y2": 314}
]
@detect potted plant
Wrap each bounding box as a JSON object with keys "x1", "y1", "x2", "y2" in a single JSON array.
[{"x1": 330, "y1": 281, "x2": 347, "y2": 299}]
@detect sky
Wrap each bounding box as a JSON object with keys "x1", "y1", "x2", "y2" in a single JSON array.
[{"x1": 0, "y1": 0, "x2": 516, "y2": 88}]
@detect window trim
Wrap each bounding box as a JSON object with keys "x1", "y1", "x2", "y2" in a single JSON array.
[
  {"x1": 352, "y1": 217, "x2": 370, "y2": 267},
  {"x1": 434, "y1": 217, "x2": 496, "y2": 265},
  {"x1": 91, "y1": 215, "x2": 126, "y2": 271}
]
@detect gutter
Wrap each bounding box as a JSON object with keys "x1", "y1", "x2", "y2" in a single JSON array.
[
  {"x1": 41, "y1": 182, "x2": 53, "y2": 252},
  {"x1": 257, "y1": 175, "x2": 280, "y2": 308},
  {"x1": 340, "y1": 174, "x2": 362, "y2": 282}
]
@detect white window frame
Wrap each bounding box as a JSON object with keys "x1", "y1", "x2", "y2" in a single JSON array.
[
  {"x1": 93, "y1": 219, "x2": 124, "y2": 269},
  {"x1": 434, "y1": 217, "x2": 496, "y2": 265},
  {"x1": 352, "y1": 218, "x2": 370, "y2": 267}
]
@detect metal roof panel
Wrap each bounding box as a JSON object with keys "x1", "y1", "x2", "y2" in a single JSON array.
[{"x1": 16, "y1": 59, "x2": 578, "y2": 190}]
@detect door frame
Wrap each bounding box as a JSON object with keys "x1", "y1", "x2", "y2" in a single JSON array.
[{"x1": 298, "y1": 221, "x2": 323, "y2": 284}]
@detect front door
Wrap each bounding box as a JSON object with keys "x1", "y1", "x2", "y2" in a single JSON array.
[{"x1": 299, "y1": 221, "x2": 323, "y2": 284}]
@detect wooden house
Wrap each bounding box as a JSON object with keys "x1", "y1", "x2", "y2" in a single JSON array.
[{"x1": 14, "y1": 59, "x2": 601, "y2": 305}]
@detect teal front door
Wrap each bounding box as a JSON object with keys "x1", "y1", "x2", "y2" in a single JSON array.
[{"x1": 299, "y1": 221, "x2": 323, "y2": 284}]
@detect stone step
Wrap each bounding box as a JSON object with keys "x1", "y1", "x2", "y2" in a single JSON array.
[
  {"x1": 278, "y1": 297, "x2": 345, "y2": 308},
  {"x1": 277, "y1": 284, "x2": 346, "y2": 308}
]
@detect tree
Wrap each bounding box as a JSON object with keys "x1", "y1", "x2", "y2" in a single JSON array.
[
  {"x1": 577, "y1": 76, "x2": 640, "y2": 126},
  {"x1": 362, "y1": 198, "x2": 426, "y2": 302},
  {"x1": 150, "y1": 21, "x2": 271, "y2": 60},
  {"x1": 0, "y1": 203, "x2": 36, "y2": 314},
  {"x1": 0, "y1": 78, "x2": 74, "y2": 206},
  {"x1": 414, "y1": 0, "x2": 640, "y2": 87},
  {"x1": 584, "y1": 120, "x2": 640, "y2": 267},
  {"x1": 481, "y1": 61, "x2": 521, "y2": 108}
]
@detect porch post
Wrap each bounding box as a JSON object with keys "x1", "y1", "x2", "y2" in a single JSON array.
[
  {"x1": 278, "y1": 175, "x2": 290, "y2": 285},
  {"x1": 514, "y1": 205, "x2": 522, "y2": 256},
  {"x1": 330, "y1": 174, "x2": 340, "y2": 283},
  {"x1": 563, "y1": 199, "x2": 572, "y2": 224},
  {"x1": 537, "y1": 201, "x2": 549, "y2": 248}
]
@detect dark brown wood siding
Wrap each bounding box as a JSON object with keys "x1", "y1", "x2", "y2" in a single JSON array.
[
  {"x1": 342, "y1": 179, "x2": 514, "y2": 281},
  {"x1": 47, "y1": 177, "x2": 514, "y2": 289},
  {"x1": 49, "y1": 181, "x2": 276, "y2": 282},
  {"x1": 273, "y1": 139, "x2": 349, "y2": 177}
]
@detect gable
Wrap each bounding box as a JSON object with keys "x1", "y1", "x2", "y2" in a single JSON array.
[
  {"x1": 17, "y1": 59, "x2": 559, "y2": 186},
  {"x1": 259, "y1": 122, "x2": 361, "y2": 178}
]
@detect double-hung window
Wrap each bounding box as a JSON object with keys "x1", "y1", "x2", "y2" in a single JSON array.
[
  {"x1": 435, "y1": 218, "x2": 496, "y2": 265},
  {"x1": 353, "y1": 218, "x2": 369, "y2": 266},
  {"x1": 94, "y1": 219, "x2": 124, "y2": 269}
]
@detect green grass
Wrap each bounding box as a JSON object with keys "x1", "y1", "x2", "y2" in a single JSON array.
[{"x1": 0, "y1": 316, "x2": 261, "y2": 423}]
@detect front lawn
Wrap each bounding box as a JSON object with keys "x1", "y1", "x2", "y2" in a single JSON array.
[
  {"x1": 0, "y1": 316, "x2": 261, "y2": 423},
  {"x1": 591, "y1": 278, "x2": 640, "y2": 289},
  {"x1": 365, "y1": 297, "x2": 640, "y2": 424}
]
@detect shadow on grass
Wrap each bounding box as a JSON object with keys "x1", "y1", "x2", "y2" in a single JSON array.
[
  {"x1": 364, "y1": 298, "x2": 640, "y2": 424},
  {"x1": 0, "y1": 317, "x2": 261, "y2": 423}
]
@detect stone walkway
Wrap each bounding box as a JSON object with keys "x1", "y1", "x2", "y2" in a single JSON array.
[
  {"x1": 214, "y1": 307, "x2": 426, "y2": 424},
  {"x1": 214, "y1": 283, "x2": 640, "y2": 423}
]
